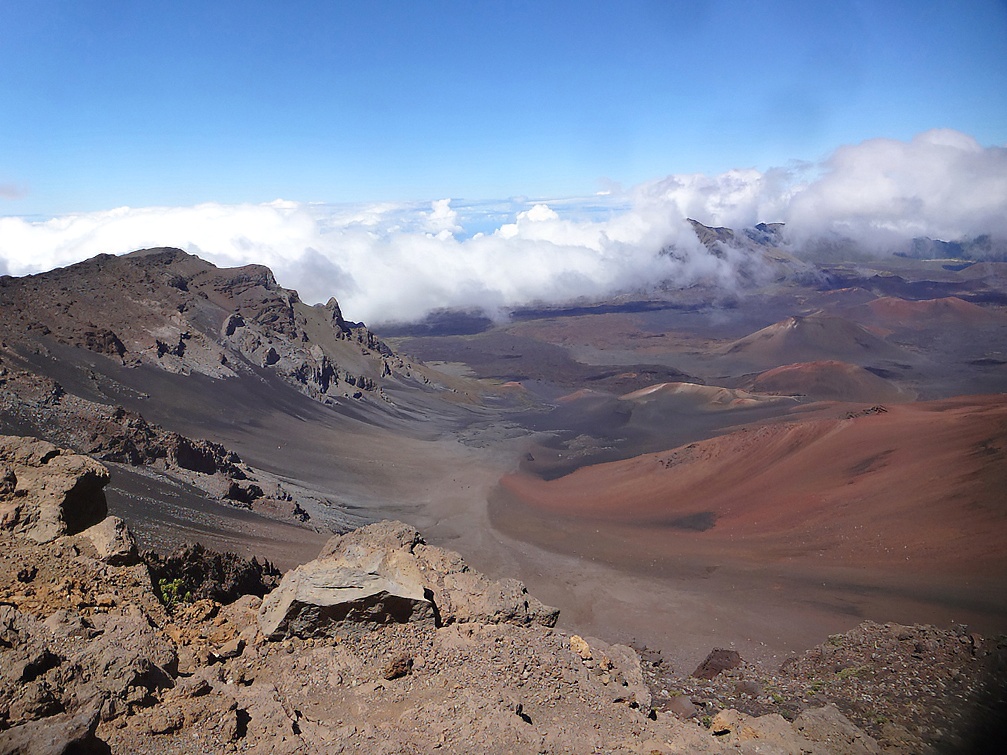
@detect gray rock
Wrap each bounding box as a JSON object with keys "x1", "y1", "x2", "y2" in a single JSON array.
[
  {"x1": 0, "y1": 436, "x2": 109, "y2": 542},
  {"x1": 259, "y1": 520, "x2": 558, "y2": 640},
  {"x1": 258, "y1": 560, "x2": 435, "y2": 640}
]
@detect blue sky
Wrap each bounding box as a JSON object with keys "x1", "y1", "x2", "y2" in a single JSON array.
[{"x1": 2, "y1": 0, "x2": 1006, "y2": 215}]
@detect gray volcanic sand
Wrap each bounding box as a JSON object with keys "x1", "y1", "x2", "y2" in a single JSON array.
[{"x1": 105, "y1": 463, "x2": 327, "y2": 570}]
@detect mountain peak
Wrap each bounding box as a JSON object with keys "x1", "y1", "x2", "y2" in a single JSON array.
[{"x1": 0, "y1": 248, "x2": 424, "y2": 404}]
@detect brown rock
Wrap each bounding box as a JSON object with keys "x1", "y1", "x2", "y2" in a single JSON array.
[
  {"x1": 383, "y1": 654, "x2": 414, "y2": 680},
  {"x1": 794, "y1": 703, "x2": 883, "y2": 754},
  {"x1": 147, "y1": 707, "x2": 183, "y2": 735},
  {"x1": 664, "y1": 694, "x2": 699, "y2": 719},
  {"x1": 259, "y1": 520, "x2": 558, "y2": 640},
  {"x1": 258, "y1": 557, "x2": 435, "y2": 640},
  {"x1": 0, "y1": 704, "x2": 103, "y2": 755},
  {"x1": 0, "y1": 436, "x2": 109, "y2": 542},
  {"x1": 79, "y1": 515, "x2": 138, "y2": 565},
  {"x1": 691, "y1": 647, "x2": 742, "y2": 680},
  {"x1": 215, "y1": 637, "x2": 245, "y2": 661},
  {"x1": 570, "y1": 635, "x2": 592, "y2": 660}
]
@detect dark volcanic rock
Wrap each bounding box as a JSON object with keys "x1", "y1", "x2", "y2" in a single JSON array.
[
  {"x1": 692, "y1": 647, "x2": 742, "y2": 680},
  {"x1": 143, "y1": 543, "x2": 281, "y2": 607}
]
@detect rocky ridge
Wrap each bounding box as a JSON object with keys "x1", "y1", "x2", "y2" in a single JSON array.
[
  {"x1": 0, "y1": 247, "x2": 441, "y2": 403},
  {"x1": 0, "y1": 434, "x2": 920, "y2": 754},
  {"x1": 678, "y1": 219, "x2": 821, "y2": 287},
  {"x1": 0, "y1": 366, "x2": 315, "y2": 525}
]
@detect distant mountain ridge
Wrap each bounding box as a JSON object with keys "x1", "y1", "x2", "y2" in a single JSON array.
[{"x1": 0, "y1": 247, "x2": 433, "y2": 404}]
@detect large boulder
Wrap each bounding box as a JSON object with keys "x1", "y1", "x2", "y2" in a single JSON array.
[
  {"x1": 258, "y1": 558, "x2": 436, "y2": 639},
  {"x1": 259, "y1": 520, "x2": 558, "y2": 640},
  {"x1": 0, "y1": 436, "x2": 109, "y2": 542},
  {"x1": 80, "y1": 515, "x2": 139, "y2": 566},
  {"x1": 0, "y1": 704, "x2": 103, "y2": 755}
]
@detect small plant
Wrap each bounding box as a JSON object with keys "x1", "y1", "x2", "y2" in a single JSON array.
[
  {"x1": 158, "y1": 577, "x2": 192, "y2": 610},
  {"x1": 700, "y1": 714, "x2": 713, "y2": 729},
  {"x1": 771, "y1": 692, "x2": 785, "y2": 704},
  {"x1": 827, "y1": 634, "x2": 844, "y2": 647},
  {"x1": 835, "y1": 665, "x2": 869, "y2": 680},
  {"x1": 808, "y1": 678, "x2": 826, "y2": 693}
]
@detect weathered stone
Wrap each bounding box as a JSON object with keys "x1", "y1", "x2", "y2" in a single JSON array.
[
  {"x1": 215, "y1": 637, "x2": 245, "y2": 660},
  {"x1": 383, "y1": 654, "x2": 414, "y2": 680},
  {"x1": 0, "y1": 436, "x2": 109, "y2": 542},
  {"x1": 79, "y1": 515, "x2": 138, "y2": 565},
  {"x1": 794, "y1": 703, "x2": 883, "y2": 754},
  {"x1": 692, "y1": 647, "x2": 743, "y2": 680},
  {"x1": 664, "y1": 694, "x2": 699, "y2": 719},
  {"x1": 86, "y1": 610, "x2": 178, "y2": 706},
  {"x1": 434, "y1": 570, "x2": 560, "y2": 628},
  {"x1": 260, "y1": 520, "x2": 558, "y2": 640},
  {"x1": 570, "y1": 635, "x2": 592, "y2": 660},
  {"x1": 258, "y1": 559, "x2": 435, "y2": 640},
  {"x1": 147, "y1": 707, "x2": 184, "y2": 735},
  {"x1": 0, "y1": 704, "x2": 103, "y2": 755}
]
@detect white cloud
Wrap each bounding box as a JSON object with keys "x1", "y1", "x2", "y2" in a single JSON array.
[
  {"x1": 423, "y1": 198, "x2": 461, "y2": 238},
  {"x1": 784, "y1": 130, "x2": 1007, "y2": 248},
  {"x1": 1, "y1": 130, "x2": 1004, "y2": 324}
]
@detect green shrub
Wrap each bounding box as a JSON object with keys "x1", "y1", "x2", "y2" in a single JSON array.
[{"x1": 158, "y1": 577, "x2": 192, "y2": 610}]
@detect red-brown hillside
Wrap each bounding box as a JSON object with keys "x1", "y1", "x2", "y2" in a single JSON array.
[
  {"x1": 501, "y1": 395, "x2": 1007, "y2": 575},
  {"x1": 718, "y1": 312, "x2": 906, "y2": 368},
  {"x1": 865, "y1": 296, "x2": 998, "y2": 326},
  {"x1": 749, "y1": 360, "x2": 909, "y2": 403}
]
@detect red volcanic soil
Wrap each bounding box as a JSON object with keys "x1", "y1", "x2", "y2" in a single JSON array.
[
  {"x1": 865, "y1": 296, "x2": 1000, "y2": 326},
  {"x1": 718, "y1": 312, "x2": 905, "y2": 368},
  {"x1": 749, "y1": 360, "x2": 909, "y2": 403},
  {"x1": 500, "y1": 395, "x2": 1007, "y2": 578}
]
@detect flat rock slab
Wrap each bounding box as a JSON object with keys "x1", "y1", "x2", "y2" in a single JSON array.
[
  {"x1": 259, "y1": 520, "x2": 558, "y2": 640},
  {"x1": 259, "y1": 561, "x2": 435, "y2": 639}
]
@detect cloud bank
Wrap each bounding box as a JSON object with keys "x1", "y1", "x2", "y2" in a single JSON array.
[{"x1": 1, "y1": 129, "x2": 1004, "y2": 324}]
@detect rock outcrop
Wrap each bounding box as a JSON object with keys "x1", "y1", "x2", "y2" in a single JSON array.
[
  {"x1": 259, "y1": 520, "x2": 559, "y2": 639},
  {"x1": 80, "y1": 515, "x2": 139, "y2": 566},
  {"x1": 0, "y1": 366, "x2": 320, "y2": 526},
  {"x1": 0, "y1": 435, "x2": 108, "y2": 542},
  {"x1": 0, "y1": 248, "x2": 433, "y2": 402},
  {"x1": 0, "y1": 443, "x2": 992, "y2": 753}
]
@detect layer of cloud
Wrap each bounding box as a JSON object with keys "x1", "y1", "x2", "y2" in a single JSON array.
[
  {"x1": 784, "y1": 130, "x2": 1007, "y2": 248},
  {"x1": 1, "y1": 129, "x2": 1004, "y2": 324}
]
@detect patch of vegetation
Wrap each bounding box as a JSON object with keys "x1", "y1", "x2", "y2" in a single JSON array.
[
  {"x1": 157, "y1": 577, "x2": 192, "y2": 610},
  {"x1": 827, "y1": 634, "x2": 845, "y2": 647},
  {"x1": 143, "y1": 542, "x2": 281, "y2": 605},
  {"x1": 835, "y1": 664, "x2": 870, "y2": 680}
]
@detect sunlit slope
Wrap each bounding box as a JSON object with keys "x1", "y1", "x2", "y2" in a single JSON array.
[{"x1": 502, "y1": 396, "x2": 1007, "y2": 573}]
